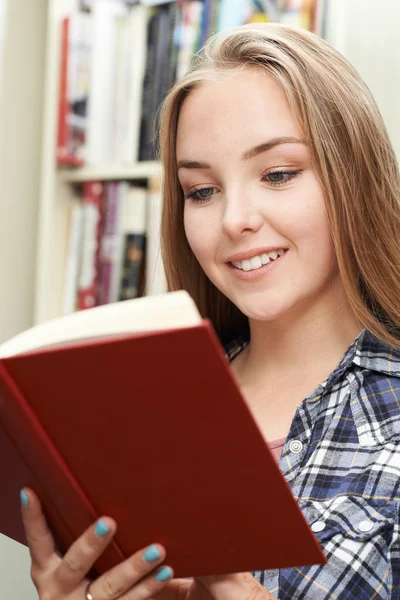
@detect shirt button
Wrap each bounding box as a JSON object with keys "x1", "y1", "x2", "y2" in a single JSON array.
[
  {"x1": 358, "y1": 519, "x2": 374, "y2": 533},
  {"x1": 311, "y1": 520, "x2": 326, "y2": 533},
  {"x1": 289, "y1": 440, "x2": 303, "y2": 454}
]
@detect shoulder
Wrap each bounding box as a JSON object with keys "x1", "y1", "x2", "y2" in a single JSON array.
[{"x1": 350, "y1": 330, "x2": 400, "y2": 444}]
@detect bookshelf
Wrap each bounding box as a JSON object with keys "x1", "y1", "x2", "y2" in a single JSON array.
[
  {"x1": 35, "y1": 0, "x2": 164, "y2": 325},
  {"x1": 60, "y1": 161, "x2": 162, "y2": 183},
  {"x1": 34, "y1": 0, "x2": 323, "y2": 326}
]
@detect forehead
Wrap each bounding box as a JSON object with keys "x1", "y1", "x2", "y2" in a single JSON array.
[{"x1": 176, "y1": 69, "x2": 303, "y2": 159}]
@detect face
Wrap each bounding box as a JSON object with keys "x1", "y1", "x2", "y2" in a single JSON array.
[{"x1": 177, "y1": 68, "x2": 339, "y2": 324}]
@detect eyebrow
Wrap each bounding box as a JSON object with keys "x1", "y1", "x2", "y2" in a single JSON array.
[{"x1": 177, "y1": 136, "x2": 307, "y2": 170}]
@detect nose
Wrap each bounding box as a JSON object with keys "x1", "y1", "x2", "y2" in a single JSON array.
[{"x1": 221, "y1": 190, "x2": 263, "y2": 239}]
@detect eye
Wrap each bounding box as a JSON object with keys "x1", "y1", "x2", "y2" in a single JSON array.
[
  {"x1": 185, "y1": 186, "x2": 218, "y2": 202},
  {"x1": 262, "y1": 169, "x2": 303, "y2": 186}
]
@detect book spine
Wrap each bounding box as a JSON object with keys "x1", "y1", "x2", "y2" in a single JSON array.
[
  {"x1": 57, "y1": 15, "x2": 91, "y2": 167},
  {"x1": 56, "y1": 17, "x2": 71, "y2": 165},
  {"x1": 97, "y1": 182, "x2": 122, "y2": 305},
  {"x1": 118, "y1": 186, "x2": 147, "y2": 301},
  {"x1": 77, "y1": 182, "x2": 103, "y2": 310},
  {"x1": 68, "y1": 14, "x2": 91, "y2": 164},
  {"x1": 86, "y1": 0, "x2": 126, "y2": 164},
  {"x1": 113, "y1": 14, "x2": 130, "y2": 163},
  {"x1": 121, "y1": 4, "x2": 148, "y2": 163},
  {"x1": 144, "y1": 178, "x2": 166, "y2": 295},
  {"x1": 0, "y1": 360, "x2": 125, "y2": 572},
  {"x1": 138, "y1": 10, "x2": 158, "y2": 161},
  {"x1": 62, "y1": 200, "x2": 84, "y2": 315}
]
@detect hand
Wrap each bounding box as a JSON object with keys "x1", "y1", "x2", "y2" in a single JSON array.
[
  {"x1": 21, "y1": 487, "x2": 276, "y2": 600},
  {"x1": 193, "y1": 574, "x2": 276, "y2": 599},
  {"x1": 21, "y1": 487, "x2": 176, "y2": 599}
]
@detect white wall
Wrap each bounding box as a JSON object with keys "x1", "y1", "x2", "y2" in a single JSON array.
[
  {"x1": 325, "y1": 0, "x2": 400, "y2": 159},
  {"x1": 0, "y1": 0, "x2": 46, "y2": 596},
  {"x1": 0, "y1": 0, "x2": 47, "y2": 345}
]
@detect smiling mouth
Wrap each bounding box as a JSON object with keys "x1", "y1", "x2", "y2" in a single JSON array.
[{"x1": 230, "y1": 249, "x2": 287, "y2": 272}]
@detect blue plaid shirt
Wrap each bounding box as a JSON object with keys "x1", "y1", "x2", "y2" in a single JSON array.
[{"x1": 225, "y1": 329, "x2": 400, "y2": 599}]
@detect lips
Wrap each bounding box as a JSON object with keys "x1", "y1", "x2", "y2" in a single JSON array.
[
  {"x1": 226, "y1": 248, "x2": 288, "y2": 280},
  {"x1": 226, "y1": 247, "x2": 288, "y2": 263}
]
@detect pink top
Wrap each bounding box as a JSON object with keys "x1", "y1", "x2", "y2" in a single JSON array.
[{"x1": 268, "y1": 437, "x2": 286, "y2": 463}]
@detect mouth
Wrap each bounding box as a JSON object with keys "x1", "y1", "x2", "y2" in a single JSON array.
[{"x1": 228, "y1": 248, "x2": 288, "y2": 272}]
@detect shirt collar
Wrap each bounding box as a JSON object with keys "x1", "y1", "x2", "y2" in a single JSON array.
[
  {"x1": 224, "y1": 328, "x2": 400, "y2": 388},
  {"x1": 352, "y1": 328, "x2": 400, "y2": 377}
]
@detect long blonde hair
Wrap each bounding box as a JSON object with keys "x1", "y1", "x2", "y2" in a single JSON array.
[{"x1": 159, "y1": 23, "x2": 400, "y2": 347}]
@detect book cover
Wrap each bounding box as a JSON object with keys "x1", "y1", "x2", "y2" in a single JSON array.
[{"x1": 0, "y1": 294, "x2": 326, "y2": 577}]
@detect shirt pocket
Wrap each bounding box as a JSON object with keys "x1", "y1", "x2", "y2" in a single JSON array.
[{"x1": 282, "y1": 496, "x2": 397, "y2": 599}]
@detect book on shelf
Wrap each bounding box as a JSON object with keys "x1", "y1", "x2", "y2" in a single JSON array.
[
  {"x1": 0, "y1": 290, "x2": 326, "y2": 578},
  {"x1": 97, "y1": 182, "x2": 124, "y2": 305},
  {"x1": 57, "y1": 13, "x2": 91, "y2": 166},
  {"x1": 62, "y1": 195, "x2": 85, "y2": 315},
  {"x1": 56, "y1": 1, "x2": 320, "y2": 168},
  {"x1": 118, "y1": 185, "x2": 147, "y2": 301},
  {"x1": 76, "y1": 181, "x2": 104, "y2": 310},
  {"x1": 62, "y1": 180, "x2": 164, "y2": 312},
  {"x1": 145, "y1": 177, "x2": 166, "y2": 295}
]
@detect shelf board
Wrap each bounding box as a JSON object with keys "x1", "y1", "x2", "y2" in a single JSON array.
[{"x1": 58, "y1": 161, "x2": 163, "y2": 183}]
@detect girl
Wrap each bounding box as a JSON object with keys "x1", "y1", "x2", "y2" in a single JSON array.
[{"x1": 21, "y1": 22, "x2": 400, "y2": 599}]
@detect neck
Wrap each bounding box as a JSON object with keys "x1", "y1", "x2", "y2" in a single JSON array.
[{"x1": 238, "y1": 286, "x2": 362, "y2": 385}]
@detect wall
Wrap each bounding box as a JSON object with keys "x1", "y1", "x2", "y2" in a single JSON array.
[
  {"x1": 0, "y1": 0, "x2": 47, "y2": 344},
  {"x1": 325, "y1": 0, "x2": 400, "y2": 158},
  {"x1": 0, "y1": 1, "x2": 47, "y2": 596}
]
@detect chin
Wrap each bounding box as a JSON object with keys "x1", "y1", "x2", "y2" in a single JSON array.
[{"x1": 232, "y1": 298, "x2": 292, "y2": 323}]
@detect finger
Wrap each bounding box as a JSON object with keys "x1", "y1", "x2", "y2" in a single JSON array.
[
  {"x1": 116, "y1": 564, "x2": 175, "y2": 600},
  {"x1": 198, "y1": 573, "x2": 276, "y2": 599},
  {"x1": 20, "y1": 487, "x2": 56, "y2": 569},
  {"x1": 55, "y1": 516, "x2": 117, "y2": 590},
  {"x1": 90, "y1": 543, "x2": 172, "y2": 600}
]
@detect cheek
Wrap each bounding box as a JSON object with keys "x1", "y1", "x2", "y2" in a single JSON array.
[
  {"x1": 298, "y1": 208, "x2": 337, "y2": 274},
  {"x1": 281, "y1": 186, "x2": 336, "y2": 272},
  {"x1": 183, "y1": 208, "x2": 211, "y2": 263},
  {"x1": 183, "y1": 209, "x2": 204, "y2": 262}
]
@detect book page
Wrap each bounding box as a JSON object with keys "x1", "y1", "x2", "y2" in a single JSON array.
[{"x1": 0, "y1": 291, "x2": 201, "y2": 358}]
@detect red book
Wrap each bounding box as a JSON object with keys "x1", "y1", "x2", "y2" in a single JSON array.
[{"x1": 0, "y1": 292, "x2": 325, "y2": 578}]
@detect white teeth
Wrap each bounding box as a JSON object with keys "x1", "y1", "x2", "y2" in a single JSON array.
[
  {"x1": 250, "y1": 256, "x2": 262, "y2": 269},
  {"x1": 231, "y1": 249, "x2": 286, "y2": 271},
  {"x1": 261, "y1": 253, "x2": 270, "y2": 265},
  {"x1": 242, "y1": 259, "x2": 252, "y2": 271}
]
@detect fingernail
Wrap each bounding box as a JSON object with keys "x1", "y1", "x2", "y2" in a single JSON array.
[
  {"x1": 156, "y1": 566, "x2": 173, "y2": 582},
  {"x1": 95, "y1": 519, "x2": 110, "y2": 537},
  {"x1": 144, "y1": 545, "x2": 161, "y2": 562},
  {"x1": 20, "y1": 490, "x2": 28, "y2": 507}
]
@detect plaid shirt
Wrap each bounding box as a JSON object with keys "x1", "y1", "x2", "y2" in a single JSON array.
[{"x1": 225, "y1": 329, "x2": 400, "y2": 599}]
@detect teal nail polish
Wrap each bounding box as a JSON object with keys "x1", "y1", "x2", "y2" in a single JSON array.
[
  {"x1": 95, "y1": 519, "x2": 110, "y2": 537},
  {"x1": 144, "y1": 545, "x2": 161, "y2": 562},
  {"x1": 20, "y1": 490, "x2": 28, "y2": 508},
  {"x1": 156, "y1": 566, "x2": 173, "y2": 582}
]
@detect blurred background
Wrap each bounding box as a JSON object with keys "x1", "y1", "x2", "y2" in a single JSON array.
[{"x1": 0, "y1": 0, "x2": 399, "y2": 595}]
